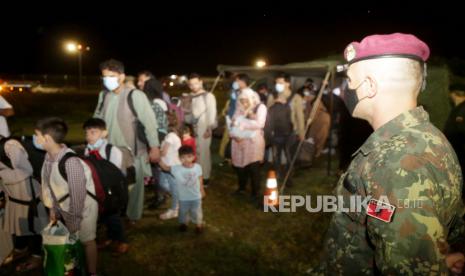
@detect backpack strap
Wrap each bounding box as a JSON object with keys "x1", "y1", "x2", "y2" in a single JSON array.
[
  {"x1": 127, "y1": 89, "x2": 138, "y2": 119},
  {"x1": 105, "y1": 144, "x2": 112, "y2": 161},
  {"x1": 57, "y1": 152, "x2": 98, "y2": 203},
  {"x1": 97, "y1": 90, "x2": 110, "y2": 115},
  {"x1": 58, "y1": 152, "x2": 78, "y2": 182},
  {"x1": 287, "y1": 93, "x2": 296, "y2": 106},
  {"x1": 7, "y1": 177, "x2": 40, "y2": 234}
]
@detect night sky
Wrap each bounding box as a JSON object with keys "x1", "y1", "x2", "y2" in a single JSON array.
[{"x1": 2, "y1": 3, "x2": 465, "y2": 77}]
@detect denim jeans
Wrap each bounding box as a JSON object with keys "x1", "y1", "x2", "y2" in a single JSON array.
[
  {"x1": 159, "y1": 171, "x2": 178, "y2": 211},
  {"x1": 178, "y1": 199, "x2": 203, "y2": 225}
]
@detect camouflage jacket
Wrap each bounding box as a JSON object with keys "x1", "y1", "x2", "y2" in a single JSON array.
[{"x1": 313, "y1": 107, "x2": 465, "y2": 275}]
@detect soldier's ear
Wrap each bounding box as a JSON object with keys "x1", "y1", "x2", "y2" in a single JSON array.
[{"x1": 365, "y1": 75, "x2": 378, "y2": 99}]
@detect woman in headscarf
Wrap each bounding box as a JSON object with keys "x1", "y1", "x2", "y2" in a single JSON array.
[{"x1": 230, "y1": 88, "x2": 267, "y2": 204}]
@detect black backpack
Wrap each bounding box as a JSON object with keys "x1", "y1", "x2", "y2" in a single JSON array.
[
  {"x1": 58, "y1": 151, "x2": 128, "y2": 216},
  {"x1": 0, "y1": 136, "x2": 46, "y2": 182},
  {"x1": 265, "y1": 102, "x2": 294, "y2": 139}
]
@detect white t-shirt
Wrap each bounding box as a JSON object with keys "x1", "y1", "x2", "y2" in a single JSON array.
[
  {"x1": 161, "y1": 132, "x2": 181, "y2": 166},
  {"x1": 172, "y1": 164, "x2": 202, "y2": 201},
  {"x1": 0, "y1": 97, "x2": 12, "y2": 137}
]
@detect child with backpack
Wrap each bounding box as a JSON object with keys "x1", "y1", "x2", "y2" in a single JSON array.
[
  {"x1": 0, "y1": 136, "x2": 48, "y2": 272},
  {"x1": 35, "y1": 117, "x2": 99, "y2": 276},
  {"x1": 83, "y1": 118, "x2": 129, "y2": 256},
  {"x1": 159, "y1": 146, "x2": 205, "y2": 233},
  {"x1": 159, "y1": 125, "x2": 182, "y2": 220}
]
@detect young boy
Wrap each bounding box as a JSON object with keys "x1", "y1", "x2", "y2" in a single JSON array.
[
  {"x1": 35, "y1": 117, "x2": 98, "y2": 276},
  {"x1": 83, "y1": 118, "x2": 129, "y2": 255},
  {"x1": 160, "y1": 146, "x2": 205, "y2": 233}
]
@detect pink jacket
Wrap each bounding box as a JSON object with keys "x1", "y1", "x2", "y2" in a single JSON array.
[{"x1": 231, "y1": 90, "x2": 267, "y2": 167}]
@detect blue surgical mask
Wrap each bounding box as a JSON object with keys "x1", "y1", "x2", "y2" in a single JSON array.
[
  {"x1": 275, "y1": 83, "x2": 285, "y2": 93},
  {"x1": 32, "y1": 135, "x2": 44, "y2": 151},
  {"x1": 232, "y1": 81, "x2": 240, "y2": 90},
  {"x1": 103, "y1": 76, "x2": 120, "y2": 91},
  {"x1": 88, "y1": 138, "x2": 105, "y2": 150}
]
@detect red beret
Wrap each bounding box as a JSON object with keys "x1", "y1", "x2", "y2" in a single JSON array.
[{"x1": 343, "y1": 33, "x2": 430, "y2": 64}]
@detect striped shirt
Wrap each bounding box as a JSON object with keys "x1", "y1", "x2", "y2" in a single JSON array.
[{"x1": 43, "y1": 146, "x2": 87, "y2": 233}]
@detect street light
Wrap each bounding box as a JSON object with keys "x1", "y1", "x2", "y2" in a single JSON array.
[
  {"x1": 256, "y1": 59, "x2": 266, "y2": 68},
  {"x1": 64, "y1": 41, "x2": 90, "y2": 91},
  {"x1": 66, "y1": 42, "x2": 78, "y2": 53}
]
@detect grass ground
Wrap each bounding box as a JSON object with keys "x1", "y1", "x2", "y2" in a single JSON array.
[{"x1": 1, "y1": 91, "x2": 338, "y2": 275}]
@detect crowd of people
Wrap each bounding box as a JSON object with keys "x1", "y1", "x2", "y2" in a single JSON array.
[{"x1": 1, "y1": 31, "x2": 465, "y2": 274}]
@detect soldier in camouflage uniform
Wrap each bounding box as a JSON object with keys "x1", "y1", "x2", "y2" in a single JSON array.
[{"x1": 312, "y1": 33, "x2": 465, "y2": 275}]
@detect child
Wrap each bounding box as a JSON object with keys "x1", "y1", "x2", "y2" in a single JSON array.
[
  {"x1": 160, "y1": 146, "x2": 205, "y2": 233},
  {"x1": 159, "y1": 126, "x2": 182, "y2": 220},
  {"x1": 0, "y1": 137, "x2": 48, "y2": 272},
  {"x1": 181, "y1": 124, "x2": 196, "y2": 162},
  {"x1": 83, "y1": 118, "x2": 129, "y2": 255},
  {"x1": 35, "y1": 117, "x2": 99, "y2": 276}
]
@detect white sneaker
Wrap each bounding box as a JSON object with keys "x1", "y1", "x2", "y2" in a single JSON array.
[{"x1": 159, "y1": 209, "x2": 178, "y2": 220}]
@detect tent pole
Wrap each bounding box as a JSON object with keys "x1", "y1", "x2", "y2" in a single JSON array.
[
  {"x1": 280, "y1": 69, "x2": 332, "y2": 194},
  {"x1": 209, "y1": 72, "x2": 224, "y2": 94},
  {"x1": 326, "y1": 68, "x2": 335, "y2": 176}
]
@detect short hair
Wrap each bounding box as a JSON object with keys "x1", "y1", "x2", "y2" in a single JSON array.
[
  {"x1": 188, "y1": 73, "x2": 201, "y2": 80},
  {"x1": 182, "y1": 124, "x2": 194, "y2": 136},
  {"x1": 138, "y1": 70, "x2": 154, "y2": 78},
  {"x1": 257, "y1": 83, "x2": 268, "y2": 90},
  {"x1": 275, "y1": 72, "x2": 291, "y2": 83},
  {"x1": 99, "y1": 59, "x2": 125, "y2": 74},
  {"x1": 236, "y1": 73, "x2": 250, "y2": 86},
  {"x1": 178, "y1": 145, "x2": 195, "y2": 156},
  {"x1": 35, "y1": 117, "x2": 68, "y2": 144},
  {"x1": 83, "y1": 118, "x2": 107, "y2": 130}
]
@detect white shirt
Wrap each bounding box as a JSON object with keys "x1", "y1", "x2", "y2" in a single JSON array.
[
  {"x1": 0, "y1": 96, "x2": 12, "y2": 137},
  {"x1": 161, "y1": 132, "x2": 181, "y2": 166}
]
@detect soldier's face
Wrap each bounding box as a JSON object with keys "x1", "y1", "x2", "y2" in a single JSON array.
[{"x1": 346, "y1": 64, "x2": 374, "y2": 120}]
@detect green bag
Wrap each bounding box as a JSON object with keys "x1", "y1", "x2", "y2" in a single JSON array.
[{"x1": 42, "y1": 221, "x2": 86, "y2": 276}]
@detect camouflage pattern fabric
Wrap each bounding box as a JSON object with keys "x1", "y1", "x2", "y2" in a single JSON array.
[{"x1": 312, "y1": 106, "x2": 465, "y2": 275}]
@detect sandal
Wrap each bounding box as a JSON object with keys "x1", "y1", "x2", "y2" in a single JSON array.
[{"x1": 16, "y1": 255, "x2": 42, "y2": 273}]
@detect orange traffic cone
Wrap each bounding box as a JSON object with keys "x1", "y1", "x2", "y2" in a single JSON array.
[{"x1": 264, "y1": 170, "x2": 279, "y2": 207}]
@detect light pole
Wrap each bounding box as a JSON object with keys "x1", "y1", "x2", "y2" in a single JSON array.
[
  {"x1": 65, "y1": 42, "x2": 90, "y2": 91},
  {"x1": 255, "y1": 59, "x2": 267, "y2": 68}
]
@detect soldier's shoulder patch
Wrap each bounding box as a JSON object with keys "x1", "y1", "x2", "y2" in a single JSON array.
[{"x1": 366, "y1": 199, "x2": 396, "y2": 223}]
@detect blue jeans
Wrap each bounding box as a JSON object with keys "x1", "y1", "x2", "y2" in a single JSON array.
[
  {"x1": 178, "y1": 199, "x2": 203, "y2": 225},
  {"x1": 159, "y1": 171, "x2": 178, "y2": 210}
]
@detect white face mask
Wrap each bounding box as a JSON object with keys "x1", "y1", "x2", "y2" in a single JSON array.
[
  {"x1": 88, "y1": 138, "x2": 105, "y2": 150},
  {"x1": 232, "y1": 81, "x2": 240, "y2": 90},
  {"x1": 103, "y1": 76, "x2": 120, "y2": 91},
  {"x1": 275, "y1": 83, "x2": 285, "y2": 93}
]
